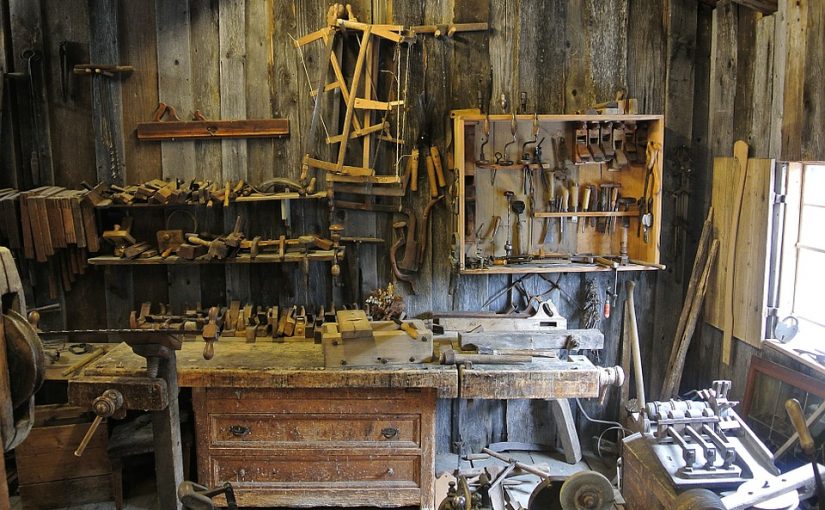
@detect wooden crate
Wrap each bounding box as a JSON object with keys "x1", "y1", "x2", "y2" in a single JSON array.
[
  {"x1": 454, "y1": 113, "x2": 664, "y2": 274},
  {"x1": 15, "y1": 405, "x2": 112, "y2": 509}
]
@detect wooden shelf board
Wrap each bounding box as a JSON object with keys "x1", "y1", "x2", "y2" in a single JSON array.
[
  {"x1": 454, "y1": 113, "x2": 664, "y2": 123},
  {"x1": 534, "y1": 211, "x2": 637, "y2": 218},
  {"x1": 96, "y1": 191, "x2": 329, "y2": 208},
  {"x1": 88, "y1": 251, "x2": 341, "y2": 266},
  {"x1": 459, "y1": 263, "x2": 658, "y2": 275}
]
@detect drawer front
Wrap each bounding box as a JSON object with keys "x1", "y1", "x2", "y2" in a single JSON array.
[
  {"x1": 210, "y1": 413, "x2": 420, "y2": 448},
  {"x1": 205, "y1": 388, "x2": 431, "y2": 415},
  {"x1": 211, "y1": 454, "x2": 420, "y2": 487}
]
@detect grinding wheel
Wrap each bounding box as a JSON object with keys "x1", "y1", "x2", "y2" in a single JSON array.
[
  {"x1": 558, "y1": 471, "x2": 615, "y2": 510},
  {"x1": 529, "y1": 477, "x2": 564, "y2": 510},
  {"x1": 3, "y1": 309, "x2": 45, "y2": 408},
  {"x1": 673, "y1": 489, "x2": 726, "y2": 510}
]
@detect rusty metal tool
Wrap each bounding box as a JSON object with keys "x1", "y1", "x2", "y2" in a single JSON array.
[
  {"x1": 503, "y1": 191, "x2": 515, "y2": 257},
  {"x1": 417, "y1": 194, "x2": 445, "y2": 266},
  {"x1": 201, "y1": 307, "x2": 219, "y2": 360},
  {"x1": 511, "y1": 199, "x2": 525, "y2": 256},
  {"x1": 398, "y1": 209, "x2": 419, "y2": 272},
  {"x1": 391, "y1": 221, "x2": 416, "y2": 294},
  {"x1": 178, "y1": 481, "x2": 238, "y2": 510}
]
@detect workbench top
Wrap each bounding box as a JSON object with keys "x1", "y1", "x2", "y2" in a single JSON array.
[
  {"x1": 71, "y1": 342, "x2": 608, "y2": 400},
  {"x1": 78, "y1": 341, "x2": 460, "y2": 398}
]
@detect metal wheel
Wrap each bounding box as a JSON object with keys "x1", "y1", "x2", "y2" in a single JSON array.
[{"x1": 558, "y1": 471, "x2": 615, "y2": 510}]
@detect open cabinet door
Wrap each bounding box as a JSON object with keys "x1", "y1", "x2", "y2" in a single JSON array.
[{"x1": 704, "y1": 156, "x2": 777, "y2": 360}]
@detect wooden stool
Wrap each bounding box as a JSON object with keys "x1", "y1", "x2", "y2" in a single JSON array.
[{"x1": 107, "y1": 414, "x2": 192, "y2": 510}]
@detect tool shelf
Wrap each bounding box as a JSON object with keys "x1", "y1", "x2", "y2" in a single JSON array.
[
  {"x1": 87, "y1": 250, "x2": 343, "y2": 266},
  {"x1": 94, "y1": 191, "x2": 330, "y2": 208},
  {"x1": 454, "y1": 113, "x2": 664, "y2": 275}
]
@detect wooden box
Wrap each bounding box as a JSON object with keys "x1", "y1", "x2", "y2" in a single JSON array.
[
  {"x1": 454, "y1": 113, "x2": 664, "y2": 274},
  {"x1": 194, "y1": 387, "x2": 436, "y2": 509},
  {"x1": 15, "y1": 405, "x2": 112, "y2": 509}
]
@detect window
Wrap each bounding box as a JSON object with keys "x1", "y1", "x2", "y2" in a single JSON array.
[{"x1": 770, "y1": 163, "x2": 825, "y2": 364}]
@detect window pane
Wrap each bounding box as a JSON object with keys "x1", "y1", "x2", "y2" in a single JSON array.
[
  {"x1": 799, "y1": 204, "x2": 825, "y2": 250},
  {"x1": 803, "y1": 165, "x2": 825, "y2": 207},
  {"x1": 793, "y1": 248, "x2": 825, "y2": 325}
]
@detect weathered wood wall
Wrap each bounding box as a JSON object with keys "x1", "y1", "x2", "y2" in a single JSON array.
[
  {"x1": 2, "y1": 0, "x2": 714, "y2": 452},
  {"x1": 683, "y1": 0, "x2": 825, "y2": 399}
]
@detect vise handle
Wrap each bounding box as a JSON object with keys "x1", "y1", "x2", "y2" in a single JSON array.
[{"x1": 74, "y1": 389, "x2": 123, "y2": 457}]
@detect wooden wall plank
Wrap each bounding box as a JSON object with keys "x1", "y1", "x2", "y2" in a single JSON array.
[
  {"x1": 779, "y1": 0, "x2": 806, "y2": 161},
  {"x1": 9, "y1": 0, "x2": 55, "y2": 186},
  {"x1": 517, "y1": 2, "x2": 564, "y2": 113},
  {"x1": 708, "y1": 0, "x2": 738, "y2": 156},
  {"x1": 190, "y1": 0, "x2": 222, "y2": 182},
  {"x1": 802, "y1": 0, "x2": 824, "y2": 161},
  {"x1": 119, "y1": 0, "x2": 161, "y2": 183},
  {"x1": 732, "y1": 6, "x2": 757, "y2": 143},
  {"x1": 220, "y1": 0, "x2": 251, "y2": 304},
  {"x1": 768, "y1": 0, "x2": 787, "y2": 157},
  {"x1": 88, "y1": 0, "x2": 126, "y2": 185},
  {"x1": 587, "y1": 0, "x2": 628, "y2": 106},
  {"x1": 650, "y1": 0, "x2": 698, "y2": 399},
  {"x1": 748, "y1": 14, "x2": 776, "y2": 158},
  {"x1": 488, "y1": 0, "x2": 518, "y2": 114},
  {"x1": 44, "y1": 0, "x2": 96, "y2": 188},
  {"x1": 155, "y1": 0, "x2": 197, "y2": 180}
]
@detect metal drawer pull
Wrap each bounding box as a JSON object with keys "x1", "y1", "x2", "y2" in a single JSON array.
[
  {"x1": 381, "y1": 427, "x2": 399, "y2": 439},
  {"x1": 229, "y1": 425, "x2": 251, "y2": 437},
  {"x1": 386, "y1": 468, "x2": 395, "y2": 477}
]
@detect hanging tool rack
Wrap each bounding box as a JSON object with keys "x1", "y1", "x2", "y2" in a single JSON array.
[{"x1": 453, "y1": 113, "x2": 665, "y2": 274}]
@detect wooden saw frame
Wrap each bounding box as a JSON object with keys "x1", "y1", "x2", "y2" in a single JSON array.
[{"x1": 295, "y1": 4, "x2": 487, "y2": 211}]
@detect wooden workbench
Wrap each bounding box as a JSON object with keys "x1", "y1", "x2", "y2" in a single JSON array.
[
  {"x1": 79, "y1": 341, "x2": 459, "y2": 397},
  {"x1": 71, "y1": 341, "x2": 609, "y2": 509}
]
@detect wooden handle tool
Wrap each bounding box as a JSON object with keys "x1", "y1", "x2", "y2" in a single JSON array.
[
  {"x1": 409, "y1": 148, "x2": 420, "y2": 192},
  {"x1": 430, "y1": 146, "x2": 446, "y2": 187},
  {"x1": 425, "y1": 152, "x2": 438, "y2": 198},
  {"x1": 581, "y1": 185, "x2": 592, "y2": 232}
]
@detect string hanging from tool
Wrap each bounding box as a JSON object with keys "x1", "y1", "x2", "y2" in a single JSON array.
[{"x1": 290, "y1": 32, "x2": 332, "y2": 143}]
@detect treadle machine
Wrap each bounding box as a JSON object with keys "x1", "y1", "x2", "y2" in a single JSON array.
[
  {"x1": 0, "y1": 247, "x2": 46, "y2": 508},
  {"x1": 622, "y1": 380, "x2": 825, "y2": 509}
]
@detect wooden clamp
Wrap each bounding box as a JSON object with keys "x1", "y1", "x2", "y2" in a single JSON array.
[{"x1": 137, "y1": 103, "x2": 289, "y2": 141}]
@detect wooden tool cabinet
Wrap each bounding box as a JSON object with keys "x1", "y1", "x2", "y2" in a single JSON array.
[
  {"x1": 454, "y1": 113, "x2": 664, "y2": 274},
  {"x1": 193, "y1": 387, "x2": 436, "y2": 508}
]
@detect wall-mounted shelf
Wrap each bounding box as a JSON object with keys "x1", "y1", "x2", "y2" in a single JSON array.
[
  {"x1": 96, "y1": 191, "x2": 329, "y2": 208},
  {"x1": 88, "y1": 250, "x2": 342, "y2": 266},
  {"x1": 454, "y1": 113, "x2": 664, "y2": 275}
]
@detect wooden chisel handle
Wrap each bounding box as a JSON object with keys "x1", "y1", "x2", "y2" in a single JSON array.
[
  {"x1": 431, "y1": 146, "x2": 446, "y2": 187},
  {"x1": 409, "y1": 148, "x2": 420, "y2": 192},
  {"x1": 425, "y1": 154, "x2": 438, "y2": 198}
]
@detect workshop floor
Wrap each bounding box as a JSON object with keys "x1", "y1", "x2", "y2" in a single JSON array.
[{"x1": 10, "y1": 451, "x2": 622, "y2": 509}]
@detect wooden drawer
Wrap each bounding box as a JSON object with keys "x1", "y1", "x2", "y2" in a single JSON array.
[
  {"x1": 209, "y1": 413, "x2": 420, "y2": 448},
  {"x1": 211, "y1": 453, "x2": 420, "y2": 487},
  {"x1": 194, "y1": 387, "x2": 437, "y2": 509}
]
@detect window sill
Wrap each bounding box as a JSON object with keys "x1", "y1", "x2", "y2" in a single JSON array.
[{"x1": 764, "y1": 339, "x2": 825, "y2": 378}]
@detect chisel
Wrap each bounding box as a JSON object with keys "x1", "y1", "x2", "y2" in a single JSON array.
[
  {"x1": 569, "y1": 181, "x2": 579, "y2": 229},
  {"x1": 559, "y1": 185, "x2": 569, "y2": 241},
  {"x1": 581, "y1": 185, "x2": 592, "y2": 233}
]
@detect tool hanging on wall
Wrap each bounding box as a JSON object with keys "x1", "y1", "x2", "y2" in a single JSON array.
[{"x1": 136, "y1": 103, "x2": 289, "y2": 141}]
